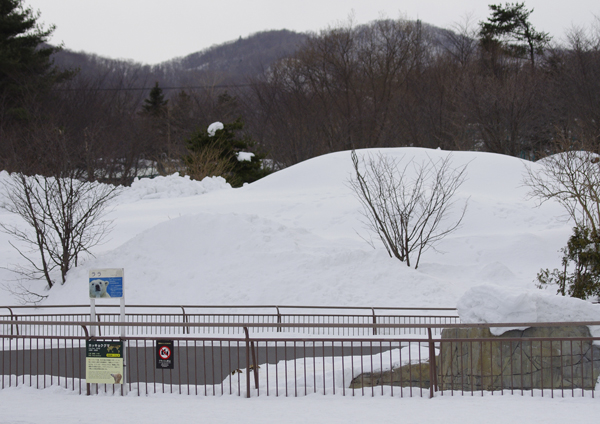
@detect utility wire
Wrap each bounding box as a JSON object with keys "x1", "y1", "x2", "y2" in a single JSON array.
[{"x1": 53, "y1": 83, "x2": 254, "y2": 92}]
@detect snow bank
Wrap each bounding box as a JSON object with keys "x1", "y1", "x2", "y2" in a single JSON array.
[
  {"x1": 0, "y1": 148, "x2": 572, "y2": 307},
  {"x1": 457, "y1": 284, "x2": 600, "y2": 336},
  {"x1": 225, "y1": 343, "x2": 431, "y2": 397},
  {"x1": 118, "y1": 173, "x2": 231, "y2": 202}
]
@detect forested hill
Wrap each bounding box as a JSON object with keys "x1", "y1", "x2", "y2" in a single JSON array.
[{"x1": 50, "y1": 29, "x2": 308, "y2": 87}]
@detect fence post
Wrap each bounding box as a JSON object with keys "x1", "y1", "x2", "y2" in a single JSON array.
[
  {"x1": 372, "y1": 308, "x2": 377, "y2": 336},
  {"x1": 244, "y1": 327, "x2": 251, "y2": 398},
  {"x1": 243, "y1": 327, "x2": 260, "y2": 393},
  {"x1": 5, "y1": 307, "x2": 18, "y2": 336},
  {"x1": 276, "y1": 306, "x2": 282, "y2": 333},
  {"x1": 180, "y1": 306, "x2": 189, "y2": 334},
  {"x1": 428, "y1": 328, "x2": 438, "y2": 398}
]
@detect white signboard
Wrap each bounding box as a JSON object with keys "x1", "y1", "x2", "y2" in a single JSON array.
[{"x1": 89, "y1": 268, "x2": 124, "y2": 299}]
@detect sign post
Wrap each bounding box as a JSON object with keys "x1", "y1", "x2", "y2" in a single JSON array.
[{"x1": 88, "y1": 268, "x2": 126, "y2": 394}]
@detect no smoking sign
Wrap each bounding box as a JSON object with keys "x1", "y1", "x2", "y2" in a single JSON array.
[
  {"x1": 159, "y1": 346, "x2": 171, "y2": 360},
  {"x1": 156, "y1": 340, "x2": 174, "y2": 369}
]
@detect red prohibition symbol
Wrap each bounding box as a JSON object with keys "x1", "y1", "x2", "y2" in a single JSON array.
[{"x1": 159, "y1": 346, "x2": 172, "y2": 360}]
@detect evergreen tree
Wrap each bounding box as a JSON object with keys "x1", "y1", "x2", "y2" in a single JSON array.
[
  {"x1": 141, "y1": 81, "x2": 168, "y2": 117},
  {"x1": 479, "y1": 2, "x2": 551, "y2": 66},
  {"x1": 185, "y1": 118, "x2": 271, "y2": 187},
  {"x1": 0, "y1": 0, "x2": 69, "y2": 121},
  {"x1": 537, "y1": 226, "x2": 600, "y2": 300}
]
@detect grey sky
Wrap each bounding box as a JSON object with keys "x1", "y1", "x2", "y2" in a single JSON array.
[{"x1": 26, "y1": 0, "x2": 600, "y2": 64}]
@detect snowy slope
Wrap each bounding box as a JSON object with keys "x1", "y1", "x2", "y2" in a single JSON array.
[{"x1": 0, "y1": 148, "x2": 570, "y2": 307}]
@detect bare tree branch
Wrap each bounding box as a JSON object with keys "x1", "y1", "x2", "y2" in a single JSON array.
[
  {"x1": 0, "y1": 172, "x2": 120, "y2": 292},
  {"x1": 349, "y1": 150, "x2": 468, "y2": 269}
]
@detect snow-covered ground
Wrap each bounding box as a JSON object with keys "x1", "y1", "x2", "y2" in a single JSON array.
[
  {"x1": 0, "y1": 148, "x2": 572, "y2": 307},
  {"x1": 1, "y1": 385, "x2": 599, "y2": 424},
  {"x1": 2, "y1": 384, "x2": 599, "y2": 424},
  {"x1": 1, "y1": 147, "x2": 599, "y2": 422}
]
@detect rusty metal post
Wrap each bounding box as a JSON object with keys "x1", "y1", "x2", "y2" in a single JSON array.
[
  {"x1": 6, "y1": 308, "x2": 18, "y2": 336},
  {"x1": 276, "y1": 307, "x2": 282, "y2": 332},
  {"x1": 244, "y1": 327, "x2": 251, "y2": 398},
  {"x1": 372, "y1": 308, "x2": 377, "y2": 336},
  {"x1": 180, "y1": 306, "x2": 189, "y2": 334},
  {"x1": 428, "y1": 327, "x2": 438, "y2": 398},
  {"x1": 250, "y1": 340, "x2": 259, "y2": 391}
]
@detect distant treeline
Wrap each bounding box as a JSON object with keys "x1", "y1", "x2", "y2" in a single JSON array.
[{"x1": 2, "y1": 16, "x2": 599, "y2": 185}]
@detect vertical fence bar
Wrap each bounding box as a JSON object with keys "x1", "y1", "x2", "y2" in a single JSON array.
[
  {"x1": 550, "y1": 339, "x2": 553, "y2": 398},
  {"x1": 580, "y1": 340, "x2": 584, "y2": 397},
  {"x1": 570, "y1": 339, "x2": 574, "y2": 397},
  {"x1": 392, "y1": 341, "x2": 397, "y2": 397},
  {"x1": 244, "y1": 327, "x2": 250, "y2": 398},
  {"x1": 408, "y1": 341, "x2": 413, "y2": 397},
  {"x1": 428, "y1": 328, "x2": 436, "y2": 398},
  {"x1": 591, "y1": 341, "x2": 594, "y2": 399},
  {"x1": 14, "y1": 335, "x2": 18, "y2": 387},
  {"x1": 541, "y1": 339, "x2": 544, "y2": 397}
]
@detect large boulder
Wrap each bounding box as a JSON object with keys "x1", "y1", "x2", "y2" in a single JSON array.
[{"x1": 438, "y1": 326, "x2": 600, "y2": 391}]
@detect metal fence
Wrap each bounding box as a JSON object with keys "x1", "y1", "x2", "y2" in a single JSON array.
[
  {"x1": 0, "y1": 304, "x2": 459, "y2": 337},
  {"x1": 1, "y1": 319, "x2": 599, "y2": 398}
]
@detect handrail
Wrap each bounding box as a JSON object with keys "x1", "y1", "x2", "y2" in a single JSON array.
[
  {"x1": 0, "y1": 304, "x2": 458, "y2": 311},
  {"x1": 0, "y1": 307, "x2": 17, "y2": 336},
  {"x1": 2, "y1": 319, "x2": 599, "y2": 329}
]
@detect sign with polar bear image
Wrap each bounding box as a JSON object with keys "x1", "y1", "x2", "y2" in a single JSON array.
[{"x1": 89, "y1": 269, "x2": 124, "y2": 299}]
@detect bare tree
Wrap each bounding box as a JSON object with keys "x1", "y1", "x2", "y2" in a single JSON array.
[
  {"x1": 349, "y1": 150, "x2": 468, "y2": 268},
  {"x1": 0, "y1": 172, "x2": 120, "y2": 292},
  {"x1": 524, "y1": 137, "x2": 600, "y2": 233},
  {"x1": 524, "y1": 135, "x2": 600, "y2": 299}
]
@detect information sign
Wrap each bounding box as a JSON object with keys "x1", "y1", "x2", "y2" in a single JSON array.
[
  {"x1": 156, "y1": 340, "x2": 174, "y2": 369},
  {"x1": 89, "y1": 269, "x2": 124, "y2": 299},
  {"x1": 86, "y1": 341, "x2": 124, "y2": 384}
]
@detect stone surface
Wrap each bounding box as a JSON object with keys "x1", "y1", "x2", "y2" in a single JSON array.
[
  {"x1": 350, "y1": 326, "x2": 600, "y2": 392},
  {"x1": 438, "y1": 326, "x2": 600, "y2": 391},
  {"x1": 350, "y1": 361, "x2": 432, "y2": 389}
]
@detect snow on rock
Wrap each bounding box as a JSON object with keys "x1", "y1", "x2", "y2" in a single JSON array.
[
  {"x1": 457, "y1": 284, "x2": 600, "y2": 336},
  {"x1": 207, "y1": 121, "x2": 224, "y2": 136},
  {"x1": 118, "y1": 173, "x2": 231, "y2": 202}
]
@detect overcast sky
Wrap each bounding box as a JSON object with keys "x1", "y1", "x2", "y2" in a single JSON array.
[{"x1": 26, "y1": 0, "x2": 600, "y2": 64}]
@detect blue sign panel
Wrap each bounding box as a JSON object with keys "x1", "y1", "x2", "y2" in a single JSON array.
[{"x1": 89, "y1": 269, "x2": 124, "y2": 299}]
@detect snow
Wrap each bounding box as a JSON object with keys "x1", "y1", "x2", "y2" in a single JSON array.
[
  {"x1": 2, "y1": 386, "x2": 598, "y2": 424},
  {"x1": 207, "y1": 121, "x2": 224, "y2": 136},
  {"x1": 237, "y1": 151, "x2": 255, "y2": 161},
  {"x1": 1, "y1": 147, "x2": 600, "y2": 421},
  {"x1": 119, "y1": 173, "x2": 231, "y2": 202},
  {"x1": 457, "y1": 284, "x2": 600, "y2": 336},
  {"x1": 1, "y1": 147, "x2": 570, "y2": 308}
]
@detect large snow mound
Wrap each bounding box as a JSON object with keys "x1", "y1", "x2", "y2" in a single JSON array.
[
  {"x1": 0, "y1": 147, "x2": 578, "y2": 308},
  {"x1": 457, "y1": 284, "x2": 600, "y2": 336}
]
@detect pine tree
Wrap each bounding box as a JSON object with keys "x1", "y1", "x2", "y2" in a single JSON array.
[
  {"x1": 537, "y1": 226, "x2": 600, "y2": 300},
  {"x1": 0, "y1": 0, "x2": 69, "y2": 121},
  {"x1": 185, "y1": 118, "x2": 271, "y2": 187},
  {"x1": 141, "y1": 82, "x2": 168, "y2": 117},
  {"x1": 479, "y1": 2, "x2": 551, "y2": 66}
]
